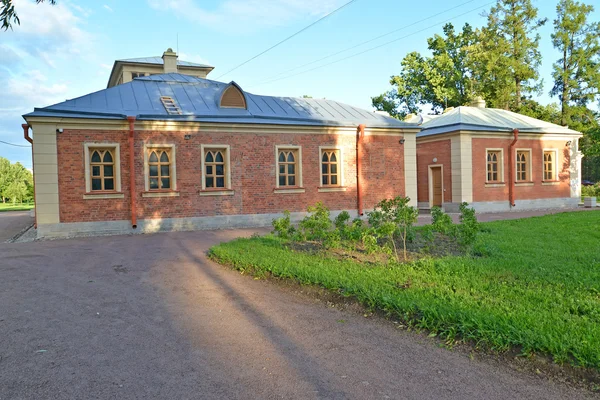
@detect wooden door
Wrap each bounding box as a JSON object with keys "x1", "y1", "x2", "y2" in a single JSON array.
[{"x1": 431, "y1": 167, "x2": 443, "y2": 207}]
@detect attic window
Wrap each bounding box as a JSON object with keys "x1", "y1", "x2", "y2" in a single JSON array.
[
  {"x1": 160, "y1": 96, "x2": 182, "y2": 115},
  {"x1": 220, "y1": 84, "x2": 246, "y2": 109}
]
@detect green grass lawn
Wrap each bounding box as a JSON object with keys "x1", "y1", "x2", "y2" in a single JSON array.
[
  {"x1": 210, "y1": 211, "x2": 600, "y2": 370},
  {"x1": 0, "y1": 203, "x2": 34, "y2": 212}
]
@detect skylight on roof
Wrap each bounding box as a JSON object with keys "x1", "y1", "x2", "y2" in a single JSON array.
[{"x1": 160, "y1": 96, "x2": 182, "y2": 115}]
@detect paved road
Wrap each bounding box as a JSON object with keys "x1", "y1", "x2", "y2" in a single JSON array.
[
  {"x1": 0, "y1": 229, "x2": 594, "y2": 400},
  {"x1": 0, "y1": 211, "x2": 33, "y2": 242}
]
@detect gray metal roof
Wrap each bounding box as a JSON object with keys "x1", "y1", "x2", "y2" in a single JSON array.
[
  {"x1": 117, "y1": 56, "x2": 213, "y2": 68},
  {"x1": 418, "y1": 106, "x2": 581, "y2": 136},
  {"x1": 24, "y1": 74, "x2": 417, "y2": 129}
]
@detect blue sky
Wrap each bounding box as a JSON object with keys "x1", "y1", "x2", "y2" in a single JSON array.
[{"x1": 1, "y1": 0, "x2": 598, "y2": 168}]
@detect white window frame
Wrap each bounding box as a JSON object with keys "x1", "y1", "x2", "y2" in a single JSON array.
[
  {"x1": 485, "y1": 148, "x2": 504, "y2": 184},
  {"x1": 143, "y1": 143, "x2": 177, "y2": 193},
  {"x1": 318, "y1": 146, "x2": 346, "y2": 192},
  {"x1": 542, "y1": 148, "x2": 559, "y2": 182},
  {"x1": 83, "y1": 143, "x2": 122, "y2": 193},
  {"x1": 515, "y1": 148, "x2": 532, "y2": 182},
  {"x1": 200, "y1": 144, "x2": 232, "y2": 194},
  {"x1": 275, "y1": 145, "x2": 304, "y2": 193}
]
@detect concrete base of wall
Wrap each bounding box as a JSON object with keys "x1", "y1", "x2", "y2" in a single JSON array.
[
  {"x1": 36, "y1": 209, "x2": 364, "y2": 239},
  {"x1": 469, "y1": 197, "x2": 579, "y2": 213}
]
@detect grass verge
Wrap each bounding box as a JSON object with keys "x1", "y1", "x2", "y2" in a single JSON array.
[
  {"x1": 210, "y1": 211, "x2": 600, "y2": 370},
  {"x1": 0, "y1": 203, "x2": 34, "y2": 212}
]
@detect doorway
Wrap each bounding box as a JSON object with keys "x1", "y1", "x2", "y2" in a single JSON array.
[{"x1": 429, "y1": 166, "x2": 443, "y2": 208}]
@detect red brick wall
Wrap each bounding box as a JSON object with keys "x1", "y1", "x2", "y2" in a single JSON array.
[
  {"x1": 416, "y1": 139, "x2": 452, "y2": 204},
  {"x1": 57, "y1": 129, "x2": 406, "y2": 223},
  {"x1": 471, "y1": 137, "x2": 570, "y2": 202}
]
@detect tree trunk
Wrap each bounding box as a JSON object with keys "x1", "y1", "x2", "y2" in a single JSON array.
[
  {"x1": 561, "y1": 48, "x2": 568, "y2": 126},
  {"x1": 515, "y1": 79, "x2": 521, "y2": 110}
]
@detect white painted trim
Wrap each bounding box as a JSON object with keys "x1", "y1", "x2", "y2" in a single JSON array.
[
  {"x1": 515, "y1": 148, "x2": 532, "y2": 183},
  {"x1": 198, "y1": 190, "x2": 234, "y2": 197},
  {"x1": 275, "y1": 145, "x2": 303, "y2": 189},
  {"x1": 83, "y1": 193, "x2": 124, "y2": 200},
  {"x1": 83, "y1": 142, "x2": 122, "y2": 193},
  {"x1": 515, "y1": 182, "x2": 534, "y2": 187},
  {"x1": 142, "y1": 191, "x2": 180, "y2": 198},
  {"x1": 428, "y1": 164, "x2": 444, "y2": 208},
  {"x1": 143, "y1": 143, "x2": 177, "y2": 192},
  {"x1": 485, "y1": 148, "x2": 505, "y2": 184},
  {"x1": 541, "y1": 182, "x2": 560, "y2": 186},
  {"x1": 318, "y1": 187, "x2": 347, "y2": 193},
  {"x1": 542, "y1": 148, "x2": 559, "y2": 182},
  {"x1": 200, "y1": 144, "x2": 232, "y2": 190},
  {"x1": 318, "y1": 146, "x2": 344, "y2": 188},
  {"x1": 485, "y1": 183, "x2": 506, "y2": 188},
  {"x1": 274, "y1": 188, "x2": 306, "y2": 194}
]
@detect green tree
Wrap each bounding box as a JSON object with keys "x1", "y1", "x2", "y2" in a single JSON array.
[
  {"x1": 550, "y1": 0, "x2": 600, "y2": 128},
  {"x1": 475, "y1": 0, "x2": 547, "y2": 111},
  {"x1": 372, "y1": 23, "x2": 478, "y2": 118},
  {"x1": 0, "y1": 157, "x2": 11, "y2": 203},
  {"x1": 1, "y1": 0, "x2": 55, "y2": 30}
]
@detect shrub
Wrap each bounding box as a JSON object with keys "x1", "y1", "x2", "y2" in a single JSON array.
[
  {"x1": 298, "y1": 202, "x2": 332, "y2": 241},
  {"x1": 272, "y1": 210, "x2": 295, "y2": 239},
  {"x1": 368, "y1": 196, "x2": 419, "y2": 261},
  {"x1": 582, "y1": 183, "x2": 600, "y2": 198},
  {"x1": 430, "y1": 206, "x2": 455, "y2": 235},
  {"x1": 457, "y1": 202, "x2": 479, "y2": 246}
]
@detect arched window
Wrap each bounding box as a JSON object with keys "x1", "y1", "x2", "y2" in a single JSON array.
[
  {"x1": 543, "y1": 151, "x2": 555, "y2": 181},
  {"x1": 321, "y1": 149, "x2": 340, "y2": 186},
  {"x1": 204, "y1": 150, "x2": 226, "y2": 188},
  {"x1": 277, "y1": 150, "x2": 297, "y2": 187},
  {"x1": 486, "y1": 151, "x2": 500, "y2": 182},
  {"x1": 516, "y1": 150, "x2": 530, "y2": 182},
  {"x1": 148, "y1": 149, "x2": 171, "y2": 190},
  {"x1": 219, "y1": 83, "x2": 246, "y2": 109},
  {"x1": 89, "y1": 149, "x2": 115, "y2": 191}
]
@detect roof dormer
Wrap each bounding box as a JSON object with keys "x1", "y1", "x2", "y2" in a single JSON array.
[{"x1": 219, "y1": 82, "x2": 246, "y2": 109}]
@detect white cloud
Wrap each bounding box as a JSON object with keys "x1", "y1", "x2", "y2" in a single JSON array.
[
  {"x1": 147, "y1": 0, "x2": 346, "y2": 32},
  {"x1": 103, "y1": 4, "x2": 114, "y2": 12},
  {"x1": 178, "y1": 52, "x2": 211, "y2": 66}
]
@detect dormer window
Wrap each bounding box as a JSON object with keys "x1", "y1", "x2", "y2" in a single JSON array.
[{"x1": 219, "y1": 83, "x2": 246, "y2": 109}]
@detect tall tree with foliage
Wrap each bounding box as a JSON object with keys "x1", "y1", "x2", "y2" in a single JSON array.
[
  {"x1": 1, "y1": 0, "x2": 55, "y2": 30},
  {"x1": 0, "y1": 157, "x2": 33, "y2": 204},
  {"x1": 550, "y1": 0, "x2": 600, "y2": 129},
  {"x1": 474, "y1": 0, "x2": 547, "y2": 111},
  {"x1": 372, "y1": 23, "x2": 478, "y2": 118}
]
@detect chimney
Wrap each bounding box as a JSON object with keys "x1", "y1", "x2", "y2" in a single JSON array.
[
  {"x1": 162, "y1": 48, "x2": 178, "y2": 73},
  {"x1": 470, "y1": 96, "x2": 486, "y2": 108}
]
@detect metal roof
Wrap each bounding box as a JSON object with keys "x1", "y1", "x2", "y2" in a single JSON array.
[
  {"x1": 418, "y1": 106, "x2": 581, "y2": 136},
  {"x1": 116, "y1": 56, "x2": 213, "y2": 68},
  {"x1": 24, "y1": 74, "x2": 417, "y2": 129}
]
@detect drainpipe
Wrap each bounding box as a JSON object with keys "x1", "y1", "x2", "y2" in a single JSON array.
[
  {"x1": 508, "y1": 128, "x2": 519, "y2": 208},
  {"x1": 356, "y1": 124, "x2": 365, "y2": 216},
  {"x1": 22, "y1": 124, "x2": 37, "y2": 228},
  {"x1": 127, "y1": 116, "x2": 137, "y2": 229}
]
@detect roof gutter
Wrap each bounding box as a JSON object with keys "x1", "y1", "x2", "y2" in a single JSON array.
[
  {"x1": 508, "y1": 128, "x2": 519, "y2": 208},
  {"x1": 356, "y1": 124, "x2": 365, "y2": 216},
  {"x1": 22, "y1": 124, "x2": 36, "y2": 228},
  {"x1": 127, "y1": 116, "x2": 138, "y2": 229}
]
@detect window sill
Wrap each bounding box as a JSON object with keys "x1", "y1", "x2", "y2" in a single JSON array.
[
  {"x1": 318, "y1": 186, "x2": 347, "y2": 193},
  {"x1": 199, "y1": 189, "x2": 234, "y2": 196},
  {"x1": 542, "y1": 181, "x2": 560, "y2": 186},
  {"x1": 485, "y1": 183, "x2": 505, "y2": 188},
  {"x1": 83, "y1": 192, "x2": 124, "y2": 200},
  {"x1": 515, "y1": 182, "x2": 534, "y2": 187},
  {"x1": 274, "y1": 187, "x2": 305, "y2": 194},
  {"x1": 142, "y1": 191, "x2": 180, "y2": 198}
]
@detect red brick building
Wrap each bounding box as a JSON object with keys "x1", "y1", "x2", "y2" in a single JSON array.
[
  {"x1": 22, "y1": 51, "x2": 419, "y2": 238},
  {"x1": 413, "y1": 100, "x2": 583, "y2": 213}
]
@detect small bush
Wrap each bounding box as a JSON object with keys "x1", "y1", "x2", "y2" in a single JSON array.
[
  {"x1": 272, "y1": 210, "x2": 295, "y2": 239},
  {"x1": 582, "y1": 183, "x2": 600, "y2": 198},
  {"x1": 430, "y1": 206, "x2": 455, "y2": 235},
  {"x1": 368, "y1": 196, "x2": 419, "y2": 261},
  {"x1": 298, "y1": 201, "x2": 332, "y2": 241},
  {"x1": 457, "y1": 202, "x2": 479, "y2": 246}
]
